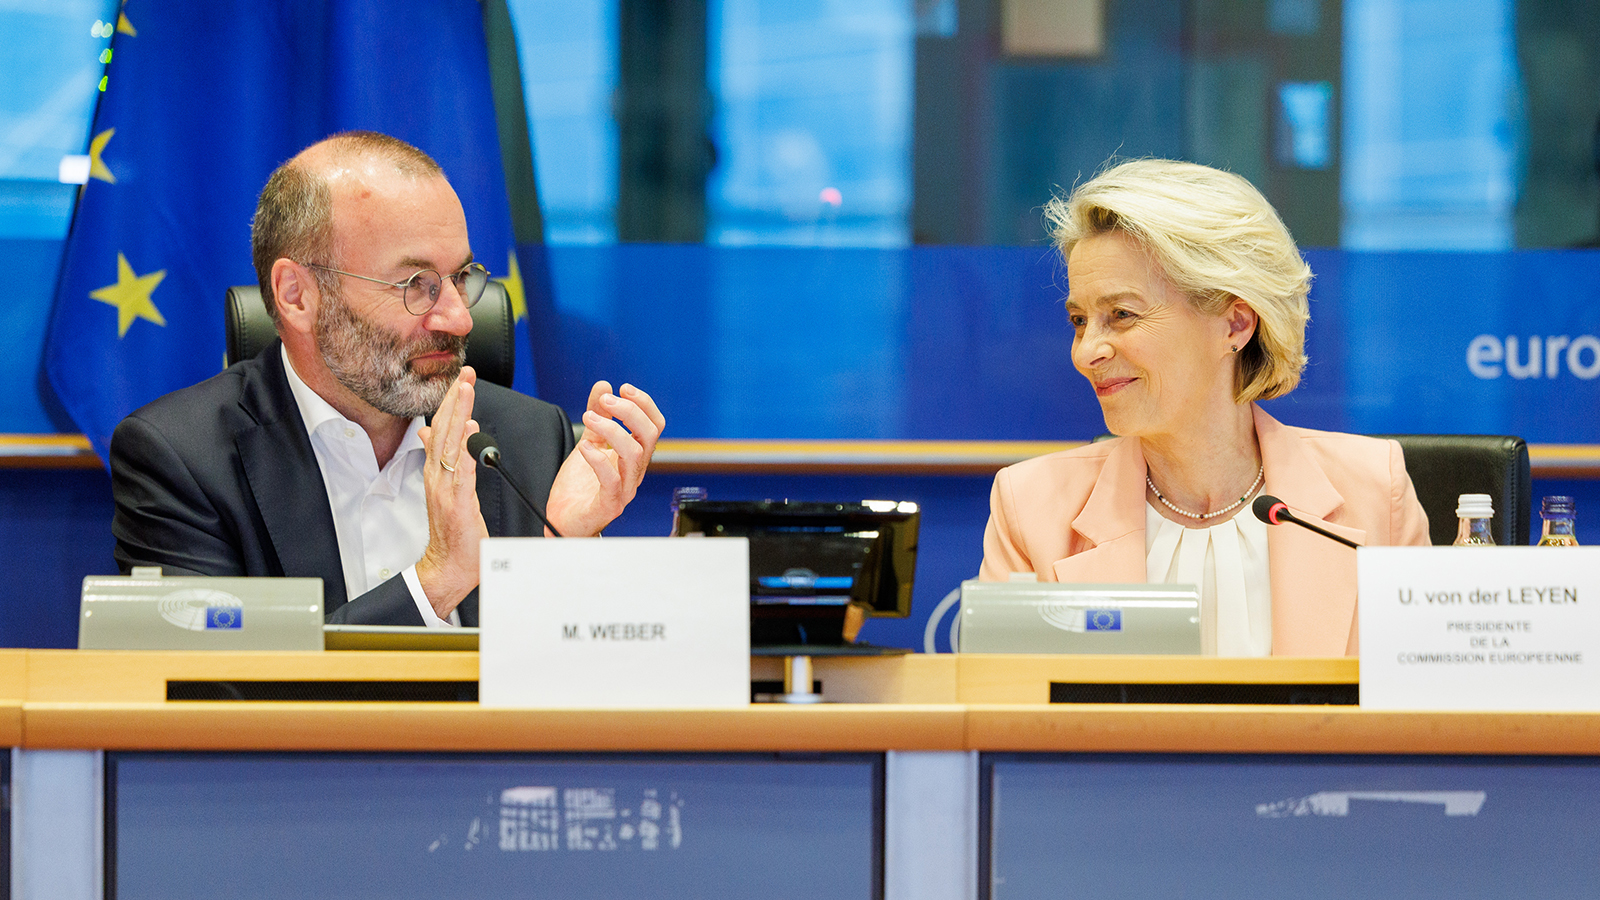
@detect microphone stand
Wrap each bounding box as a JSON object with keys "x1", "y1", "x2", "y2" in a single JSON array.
[
  {"x1": 468, "y1": 433, "x2": 564, "y2": 538},
  {"x1": 1253, "y1": 495, "x2": 1361, "y2": 549}
]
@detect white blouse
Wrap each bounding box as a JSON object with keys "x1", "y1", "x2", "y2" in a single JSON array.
[{"x1": 1144, "y1": 503, "x2": 1273, "y2": 656}]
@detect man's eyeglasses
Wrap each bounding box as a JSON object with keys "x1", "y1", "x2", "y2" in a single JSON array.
[{"x1": 305, "y1": 262, "x2": 491, "y2": 316}]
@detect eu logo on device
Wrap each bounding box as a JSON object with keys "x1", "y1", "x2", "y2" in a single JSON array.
[
  {"x1": 1085, "y1": 609, "x2": 1122, "y2": 632},
  {"x1": 205, "y1": 606, "x2": 243, "y2": 630}
]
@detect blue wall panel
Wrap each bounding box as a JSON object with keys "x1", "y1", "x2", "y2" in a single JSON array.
[
  {"x1": 985, "y1": 753, "x2": 1600, "y2": 898},
  {"x1": 22, "y1": 241, "x2": 1600, "y2": 444},
  {"x1": 5, "y1": 243, "x2": 1600, "y2": 648},
  {"x1": 0, "y1": 468, "x2": 114, "y2": 648},
  {"x1": 530, "y1": 245, "x2": 1600, "y2": 443},
  {"x1": 6, "y1": 468, "x2": 1600, "y2": 651},
  {"x1": 112, "y1": 752, "x2": 881, "y2": 899}
]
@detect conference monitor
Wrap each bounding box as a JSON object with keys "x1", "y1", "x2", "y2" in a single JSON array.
[{"x1": 673, "y1": 499, "x2": 919, "y2": 649}]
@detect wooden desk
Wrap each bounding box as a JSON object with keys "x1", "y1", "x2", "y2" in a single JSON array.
[
  {"x1": 8, "y1": 649, "x2": 1597, "y2": 900},
  {"x1": 5, "y1": 650, "x2": 1597, "y2": 755}
]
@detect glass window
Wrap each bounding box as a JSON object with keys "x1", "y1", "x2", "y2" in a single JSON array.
[
  {"x1": 708, "y1": 0, "x2": 914, "y2": 247},
  {"x1": 507, "y1": 0, "x2": 621, "y2": 245},
  {"x1": 1342, "y1": 0, "x2": 1521, "y2": 249},
  {"x1": 0, "y1": 0, "x2": 117, "y2": 239},
  {"x1": 503, "y1": 0, "x2": 1596, "y2": 250}
]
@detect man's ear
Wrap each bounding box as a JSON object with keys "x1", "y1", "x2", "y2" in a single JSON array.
[{"x1": 270, "y1": 258, "x2": 317, "y2": 335}]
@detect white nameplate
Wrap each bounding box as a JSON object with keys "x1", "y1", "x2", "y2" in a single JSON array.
[
  {"x1": 479, "y1": 537, "x2": 749, "y2": 708},
  {"x1": 1358, "y1": 547, "x2": 1600, "y2": 711}
]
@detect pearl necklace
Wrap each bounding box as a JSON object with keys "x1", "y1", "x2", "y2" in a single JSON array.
[{"x1": 1146, "y1": 464, "x2": 1265, "y2": 521}]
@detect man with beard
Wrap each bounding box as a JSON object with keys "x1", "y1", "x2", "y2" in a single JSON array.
[{"x1": 109, "y1": 132, "x2": 665, "y2": 626}]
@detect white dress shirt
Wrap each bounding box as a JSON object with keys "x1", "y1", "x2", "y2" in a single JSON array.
[
  {"x1": 1144, "y1": 502, "x2": 1271, "y2": 656},
  {"x1": 282, "y1": 347, "x2": 458, "y2": 626}
]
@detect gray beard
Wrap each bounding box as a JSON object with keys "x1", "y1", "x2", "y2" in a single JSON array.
[{"x1": 315, "y1": 288, "x2": 466, "y2": 418}]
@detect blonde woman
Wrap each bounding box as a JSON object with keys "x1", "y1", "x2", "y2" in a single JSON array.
[{"x1": 979, "y1": 159, "x2": 1429, "y2": 657}]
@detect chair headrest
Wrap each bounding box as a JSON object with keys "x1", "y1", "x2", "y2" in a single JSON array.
[
  {"x1": 1372, "y1": 434, "x2": 1531, "y2": 546},
  {"x1": 224, "y1": 281, "x2": 515, "y2": 388}
]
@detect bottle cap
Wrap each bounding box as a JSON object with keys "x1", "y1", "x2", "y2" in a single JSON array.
[
  {"x1": 1542, "y1": 495, "x2": 1575, "y2": 517},
  {"x1": 1456, "y1": 493, "x2": 1494, "y2": 519}
]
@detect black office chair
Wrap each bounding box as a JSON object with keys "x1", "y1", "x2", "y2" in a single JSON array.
[
  {"x1": 1373, "y1": 435, "x2": 1531, "y2": 546},
  {"x1": 223, "y1": 280, "x2": 516, "y2": 389}
]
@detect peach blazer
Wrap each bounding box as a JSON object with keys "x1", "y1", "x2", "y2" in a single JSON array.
[{"x1": 979, "y1": 405, "x2": 1431, "y2": 656}]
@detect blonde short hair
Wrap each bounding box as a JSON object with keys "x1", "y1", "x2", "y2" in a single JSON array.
[{"x1": 1044, "y1": 158, "x2": 1312, "y2": 402}]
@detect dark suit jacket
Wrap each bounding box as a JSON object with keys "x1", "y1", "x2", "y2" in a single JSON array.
[{"x1": 110, "y1": 342, "x2": 574, "y2": 626}]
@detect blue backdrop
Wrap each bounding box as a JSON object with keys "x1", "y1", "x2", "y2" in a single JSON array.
[
  {"x1": 5, "y1": 244, "x2": 1599, "y2": 648},
  {"x1": 525, "y1": 246, "x2": 1600, "y2": 444}
]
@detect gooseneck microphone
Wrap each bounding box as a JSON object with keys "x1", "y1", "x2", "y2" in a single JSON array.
[
  {"x1": 466, "y1": 431, "x2": 563, "y2": 538},
  {"x1": 1252, "y1": 494, "x2": 1361, "y2": 549}
]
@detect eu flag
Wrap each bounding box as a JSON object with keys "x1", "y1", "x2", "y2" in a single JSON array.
[
  {"x1": 46, "y1": 1, "x2": 536, "y2": 463},
  {"x1": 204, "y1": 606, "x2": 242, "y2": 630},
  {"x1": 1084, "y1": 609, "x2": 1122, "y2": 632}
]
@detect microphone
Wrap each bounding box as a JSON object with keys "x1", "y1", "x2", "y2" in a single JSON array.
[
  {"x1": 466, "y1": 431, "x2": 563, "y2": 538},
  {"x1": 1252, "y1": 494, "x2": 1360, "y2": 549}
]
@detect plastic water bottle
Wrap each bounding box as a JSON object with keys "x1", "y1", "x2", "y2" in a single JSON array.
[
  {"x1": 1536, "y1": 495, "x2": 1579, "y2": 546},
  {"x1": 669, "y1": 486, "x2": 707, "y2": 536},
  {"x1": 1452, "y1": 493, "x2": 1496, "y2": 546}
]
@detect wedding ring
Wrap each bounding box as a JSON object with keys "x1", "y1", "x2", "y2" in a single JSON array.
[{"x1": 439, "y1": 458, "x2": 457, "y2": 473}]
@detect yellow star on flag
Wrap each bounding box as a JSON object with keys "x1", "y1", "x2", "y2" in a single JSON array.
[
  {"x1": 117, "y1": 11, "x2": 137, "y2": 36},
  {"x1": 90, "y1": 253, "x2": 167, "y2": 338},
  {"x1": 88, "y1": 128, "x2": 116, "y2": 183},
  {"x1": 497, "y1": 249, "x2": 527, "y2": 322}
]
